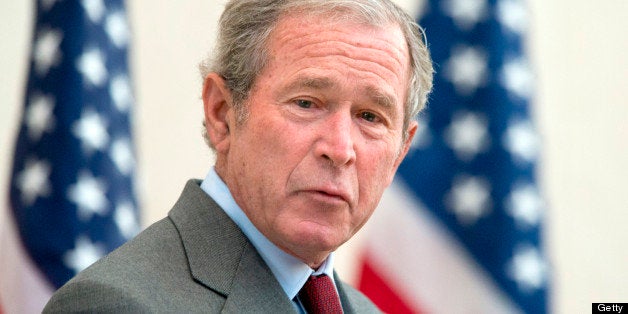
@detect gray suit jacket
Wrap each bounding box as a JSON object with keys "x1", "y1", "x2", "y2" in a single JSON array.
[{"x1": 44, "y1": 180, "x2": 380, "y2": 313}]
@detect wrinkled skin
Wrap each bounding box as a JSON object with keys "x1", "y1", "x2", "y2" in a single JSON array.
[{"x1": 203, "y1": 14, "x2": 417, "y2": 268}]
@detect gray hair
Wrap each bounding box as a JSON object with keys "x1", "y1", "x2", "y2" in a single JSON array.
[{"x1": 200, "y1": 0, "x2": 433, "y2": 147}]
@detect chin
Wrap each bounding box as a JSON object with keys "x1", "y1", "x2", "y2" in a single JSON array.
[{"x1": 289, "y1": 223, "x2": 348, "y2": 253}]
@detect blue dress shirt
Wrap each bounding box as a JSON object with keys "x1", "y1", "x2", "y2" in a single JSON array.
[{"x1": 200, "y1": 168, "x2": 338, "y2": 312}]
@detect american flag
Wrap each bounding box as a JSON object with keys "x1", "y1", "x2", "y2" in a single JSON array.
[
  {"x1": 357, "y1": 0, "x2": 549, "y2": 313},
  {"x1": 0, "y1": 0, "x2": 140, "y2": 312}
]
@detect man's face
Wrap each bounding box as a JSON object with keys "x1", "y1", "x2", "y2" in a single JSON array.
[{"x1": 214, "y1": 14, "x2": 416, "y2": 267}]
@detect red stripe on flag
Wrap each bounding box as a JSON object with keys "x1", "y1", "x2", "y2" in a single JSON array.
[{"x1": 357, "y1": 254, "x2": 421, "y2": 314}]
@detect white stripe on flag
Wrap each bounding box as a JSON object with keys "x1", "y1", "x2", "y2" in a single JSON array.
[
  {"x1": 365, "y1": 181, "x2": 522, "y2": 314},
  {"x1": 0, "y1": 208, "x2": 54, "y2": 314}
]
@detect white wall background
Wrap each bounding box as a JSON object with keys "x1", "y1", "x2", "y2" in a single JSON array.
[{"x1": 2, "y1": 1, "x2": 627, "y2": 313}]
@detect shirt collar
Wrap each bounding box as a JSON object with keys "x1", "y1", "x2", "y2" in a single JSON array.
[{"x1": 200, "y1": 168, "x2": 336, "y2": 300}]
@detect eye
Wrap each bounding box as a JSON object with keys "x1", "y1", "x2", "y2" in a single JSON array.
[
  {"x1": 360, "y1": 111, "x2": 380, "y2": 123},
  {"x1": 295, "y1": 99, "x2": 313, "y2": 109}
]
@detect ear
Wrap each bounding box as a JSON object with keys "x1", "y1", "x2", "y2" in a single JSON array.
[
  {"x1": 392, "y1": 120, "x2": 418, "y2": 172},
  {"x1": 202, "y1": 73, "x2": 234, "y2": 154}
]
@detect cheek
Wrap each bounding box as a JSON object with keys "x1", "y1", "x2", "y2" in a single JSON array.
[
  {"x1": 233, "y1": 116, "x2": 308, "y2": 198},
  {"x1": 355, "y1": 147, "x2": 399, "y2": 208},
  {"x1": 359, "y1": 145, "x2": 398, "y2": 185},
  {"x1": 237, "y1": 116, "x2": 288, "y2": 164}
]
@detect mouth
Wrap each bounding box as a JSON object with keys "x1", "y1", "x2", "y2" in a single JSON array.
[{"x1": 301, "y1": 187, "x2": 351, "y2": 205}]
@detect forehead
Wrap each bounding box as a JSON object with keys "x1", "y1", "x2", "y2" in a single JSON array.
[
  {"x1": 269, "y1": 12, "x2": 409, "y2": 63},
  {"x1": 264, "y1": 12, "x2": 411, "y2": 105}
]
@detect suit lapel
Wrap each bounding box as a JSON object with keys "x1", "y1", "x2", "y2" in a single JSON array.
[
  {"x1": 221, "y1": 241, "x2": 295, "y2": 313},
  {"x1": 168, "y1": 180, "x2": 295, "y2": 313},
  {"x1": 335, "y1": 271, "x2": 356, "y2": 314}
]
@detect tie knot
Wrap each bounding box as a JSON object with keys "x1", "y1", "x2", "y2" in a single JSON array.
[{"x1": 299, "y1": 275, "x2": 343, "y2": 314}]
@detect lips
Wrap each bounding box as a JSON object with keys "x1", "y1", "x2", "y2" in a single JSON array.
[{"x1": 300, "y1": 186, "x2": 351, "y2": 205}]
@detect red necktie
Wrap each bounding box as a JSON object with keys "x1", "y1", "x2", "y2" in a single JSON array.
[{"x1": 299, "y1": 274, "x2": 343, "y2": 314}]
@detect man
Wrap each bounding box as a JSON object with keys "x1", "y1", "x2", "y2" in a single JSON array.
[{"x1": 44, "y1": 0, "x2": 433, "y2": 312}]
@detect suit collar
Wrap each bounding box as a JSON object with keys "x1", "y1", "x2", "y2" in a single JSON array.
[
  {"x1": 335, "y1": 272, "x2": 357, "y2": 314},
  {"x1": 168, "y1": 180, "x2": 295, "y2": 312}
]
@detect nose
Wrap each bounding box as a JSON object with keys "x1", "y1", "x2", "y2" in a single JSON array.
[{"x1": 315, "y1": 111, "x2": 356, "y2": 167}]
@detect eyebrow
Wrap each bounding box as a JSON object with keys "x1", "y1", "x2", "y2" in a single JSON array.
[
  {"x1": 364, "y1": 85, "x2": 396, "y2": 112},
  {"x1": 281, "y1": 76, "x2": 336, "y2": 94}
]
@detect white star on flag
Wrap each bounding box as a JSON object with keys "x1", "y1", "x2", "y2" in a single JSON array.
[
  {"x1": 26, "y1": 93, "x2": 56, "y2": 141},
  {"x1": 81, "y1": 0, "x2": 106, "y2": 24},
  {"x1": 445, "y1": 111, "x2": 490, "y2": 161},
  {"x1": 445, "y1": 175, "x2": 492, "y2": 225},
  {"x1": 442, "y1": 0, "x2": 488, "y2": 30},
  {"x1": 503, "y1": 120, "x2": 540, "y2": 164},
  {"x1": 77, "y1": 48, "x2": 108, "y2": 87},
  {"x1": 110, "y1": 137, "x2": 135, "y2": 175},
  {"x1": 506, "y1": 183, "x2": 544, "y2": 228},
  {"x1": 507, "y1": 244, "x2": 547, "y2": 292},
  {"x1": 445, "y1": 46, "x2": 488, "y2": 96},
  {"x1": 62, "y1": 236, "x2": 106, "y2": 274},
  {"x1": 15, "y1": 158, "x2": 52, "y2": 206},
  {"x1": 105, "y1": 11, "x2": 130, "y2": 48},
  {"x1": 497, "y1": 0, "x2": 529, "y2": 34},
  {"x1": 33, "y1": 28, "x2": 63, "y2": 77},
  {"x1": 67, "y1": 171, "x2": 108, "y2": 221},
  {"x1": 73, "y1": 109, "x2": 110, "y2": 153},
  {"x1": 110, "y1": 74, "x2": 133, "y2": 112},
  {"x1": 501, "y1": 58, "x2": 534, "y2": 99},
  {"x1": 114, "y1": 201, "x2": 140, "y2": 239}
]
